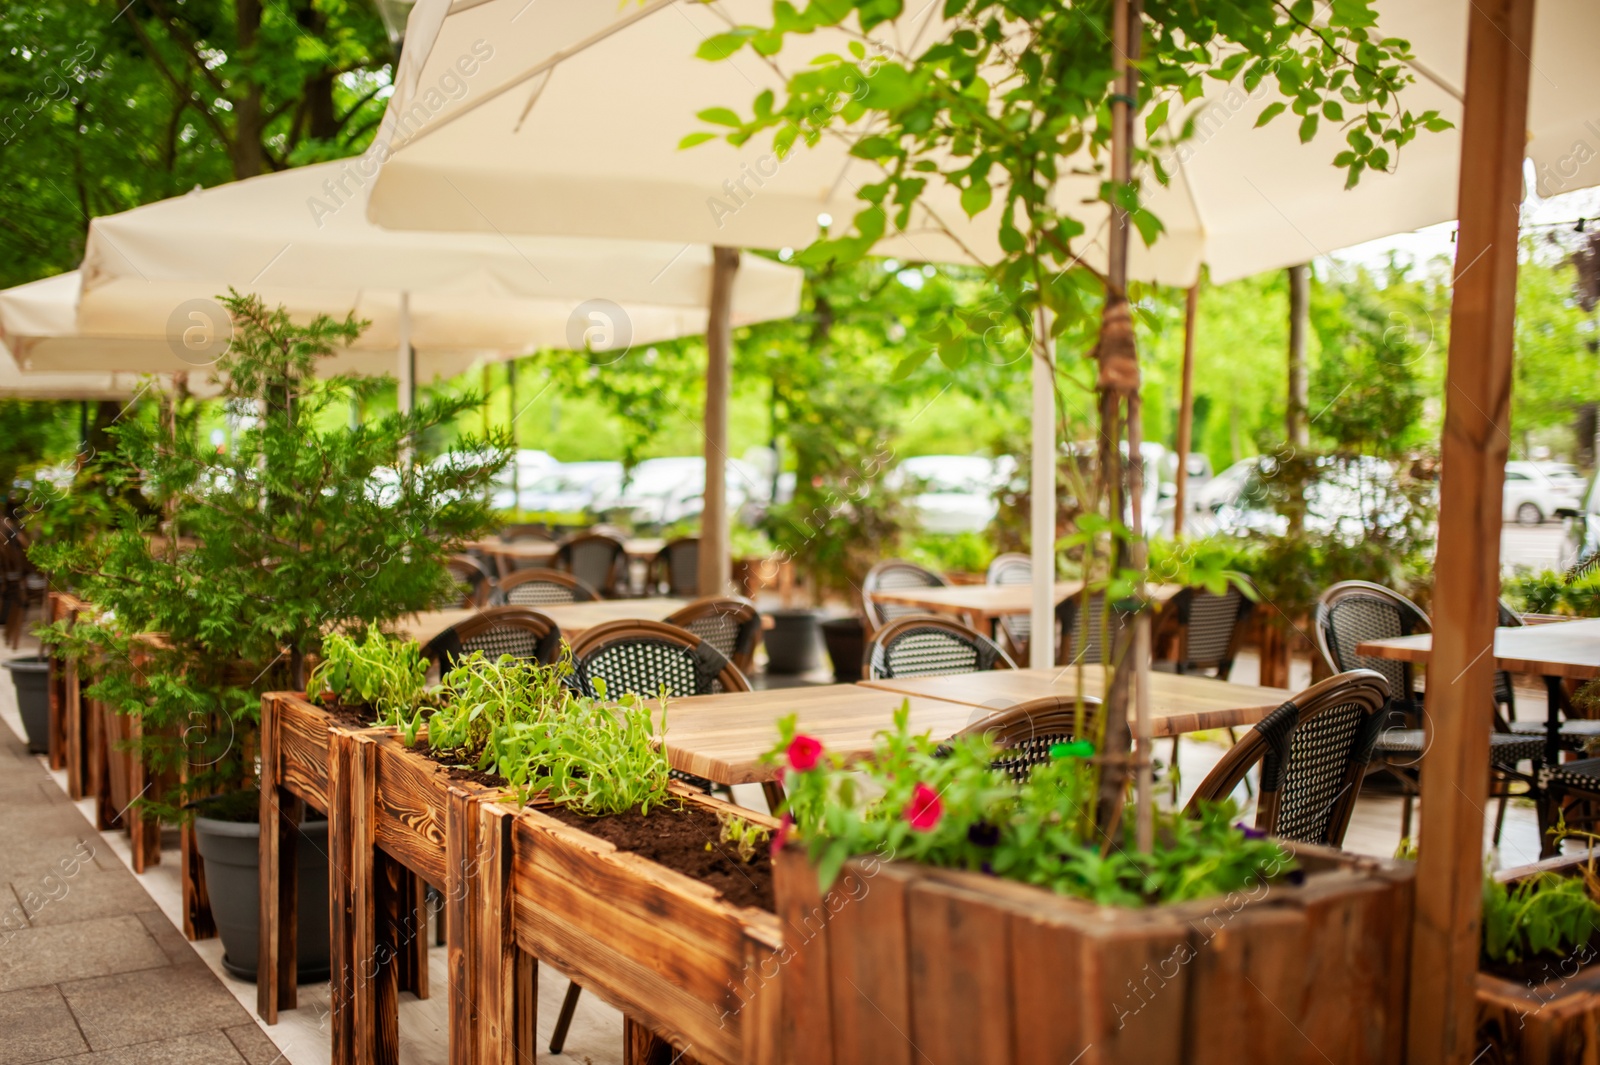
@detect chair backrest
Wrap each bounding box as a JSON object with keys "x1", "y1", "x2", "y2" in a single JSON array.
[
  {"x1": 555, "y1": 533, "x2": 629, "y2": 597},
  {"x1": 1314, "y1": 581, "x2": 1428, "y2": 715},
  {"x1": 862, "y1": 559, "x2": 948, "y2": 631},
  {"x1": 1185, "y1": 670, "x2": 1390, "y2": 847},
  {"x1": 569, "y1": 619, "x2": 750, "y2": 699},
  {"x1": 499, "y1": 567, "x2": 598, "y2": 607},
  {"x1": 866, "y1": 615, "x2": 1016, "y2": 680},
  {"x1": 1054, "y1": 592, "x2": 1131, "y2": 667},
  {"x1": 422, "y1": 605, "x2": 562, "y2": 671},
  {"x1": 952, "y1": 695, "x2": 1101, "y2": 783},
  {"x1": 652, "y1": 538, "x2": 701, "y2": 597},
  {"x1": 1155, "y1": 585, "x2": 1255, "y2": 679},
  {"x1": 986, "y1": 552, "x2": 1033, "y2": 655},
  {"x1": 665, "y1": 596, "x2": 762, "y2": 673},
  {"x1": 443, "y1": 554, "x2": 497, "y2": 609}
]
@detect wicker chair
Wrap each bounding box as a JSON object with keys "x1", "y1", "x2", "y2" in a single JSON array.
[
  {"x1": 1153, "y1": 584, "x2": 1257, "y2": 796},
  {"x1": 554, "y1": 532, "x2": 630, "y2": 598},
  {"x1": 443, "y1": 554, "x2": 497, "y2": 609},
  {"x1": 665, "y1": 596, "x2": 762, "y2": 674},
  {"x1": 499, "y1": 523, "x2": 554, "y2": 543},
  {"x1": 985, "y1": 552, "x2": 1033, "y2": 661},
  {"x1": 498, "y1": 567, "x2": 598, "y2": 607},
  {"x1": 650, "y1": 537, "x2": 701, "y2": 597},
  {"x1": 865, "y1": 615, "x2": 1016, "y2": 680},
  {"x1": 1314, "y1": 580, "x2": 1543, "y2": 841},
  {"x1": 1185, "y1": 670, "x2": 1390, "y2": 847},
  {"x1": 1053, "y1": 591, "x2": 1131, "y2": 667},
  {"x1": 421, "y1": 606, "x2": 562, "y2": 671},
  {"x1": 951, "y1": 695, "x2": 1101, "y2": 783},
  {"x1": 861, "y1": 559, "x2": 947, "y2": 632},
  {"x1": 0, "y1": 520, "x2": 47, "y2": 649},
  {"x1": 568, "y1": 619, "x2": 750, "y2": 699}
]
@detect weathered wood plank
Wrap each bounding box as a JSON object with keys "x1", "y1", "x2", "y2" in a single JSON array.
[
  {"x1": 906, "y1": 876, "x2": 1013, "y2": 1065},
  {"x1": 824, "y1": 859, "x2": 912, "y2": 1065},
  {"x1": 329, "y1": 731, "x2": 380, "y2": 1065}
]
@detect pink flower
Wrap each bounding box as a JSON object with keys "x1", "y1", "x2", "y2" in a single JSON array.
[
  {"x1": 787, "y1": 734, "x2": 823, "y2": 772},
  {"x1": 905, "y1": 783, "x2": 943, "y2": 832},
  {"x1": 770, "y1": 813, "x2": 794, "y2": 857},
  {"x1": 773, "y1": 765, "x2": 786, "y2": 788}
]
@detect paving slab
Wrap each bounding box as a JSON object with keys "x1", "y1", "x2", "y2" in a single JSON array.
[
  {"x1": 0, "y1": 915, "x2": 166, "y2": 992},
  {"x1": 0, "y1": 986, "x2": 89, "y2": 1065}
]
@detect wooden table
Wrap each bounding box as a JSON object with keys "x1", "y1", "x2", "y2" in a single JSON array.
[
  {"x1": 866, "y1": 580, "x2": 1186, "y2": 628},
  {"x1": 659, "y1": 670, "x2": 1290, "y2": 787},
  {"x1": 1357, "y1": 617, "x2": 1600, "y2": 773},
  {"x1": 864, "y1": 668, "x2": 1290, "y2": 738},
  {"x1": 464, "y1": 537, "x2": 667, "y2": 563},
  {"x1": 396, "y1": 598, "x2": 692, "y2": 645}
]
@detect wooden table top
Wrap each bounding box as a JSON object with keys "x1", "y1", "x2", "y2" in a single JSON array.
[
  {"x1": 395, "y1": 598, "x2": 692, "y2": 646},
  {"x1": 659, "y1": 669, "x2": 1290, "y2": 785},
  {"x1": 1356, "y1": 618, "x2": 1600, "y2": 680},
  {"x1": 463, "y1": 538, "x2": 667, "y2": 561},
  {"x1": 866, "y1": 580, "x2": 1185, "y2": 620},
  {"x1": 863, "y1": 668, "x2": 1290, "y2": 739}
]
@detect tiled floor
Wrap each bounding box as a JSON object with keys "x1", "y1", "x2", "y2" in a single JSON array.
[{"x1": 0, "y1": 692, "x2": 289, "y2": 1065}]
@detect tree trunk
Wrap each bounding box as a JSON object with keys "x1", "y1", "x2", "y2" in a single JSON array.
[
  {"x1": 231, "y1": 0, "x2": 266, "y2": 178},
  {"x1": 1286, "y1": 263, "x2": 1310, "y2": 447}
]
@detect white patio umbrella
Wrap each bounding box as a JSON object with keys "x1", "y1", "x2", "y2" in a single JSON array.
[{"x1": 365, "y1": 0, "x2": 1600, "y2": 662}]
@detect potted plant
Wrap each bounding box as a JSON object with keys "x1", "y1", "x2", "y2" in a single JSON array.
[
  {"x1": 765, "y1": 705, "x2": 1414, "y2": 1064},
  {"x1": 4, "y1": 654, "x2": 51, "y2": 754},
  {"x1": 1475, "y1": 846, "x2": 1600, "y2": 1059},
  {"x1": 29, "y1": 291, "x2": 507, "y2": 975}
]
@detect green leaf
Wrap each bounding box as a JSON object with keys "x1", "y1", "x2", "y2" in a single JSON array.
[
  {"x1": 678, "y1": 132, "x2": 717, "y2": 150},
  {"x1": 1254, "y1": 102, "x2": 1287, "y2": 128},
  {"x1": 1298, "y1": 113, "x2": 1320, "y2": 143},
  {"x1": 960, "y1": 180, "x2": 992, "y2": 217},
  {"x1": 697, "y1": 107, "x2": 744, "y2": 128},
  {"x1": 890, "y1": 350, "x2": 933, "y2": 381},
  {"x1": 696, "y1": 31, "x2": 753, "y2": 61},
  {"x1": 1144, "y1": 99, "x2": 1170, "y2": 139}
]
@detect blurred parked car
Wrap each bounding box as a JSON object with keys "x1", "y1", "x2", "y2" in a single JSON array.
[
  {"x1": 895, "y1": 455, "x2": 1015, "y2": 535},
  {"x1": 1197, "y1": 454, "x2": 1416, "y2": 542},
  {"x1": 594, "y1": 456, "x2": 766, "y2": 527},
  {"x1": 1561, "y1": 471, "x2": 1600, "y2": 569},
  {"x1": 517, "y1": 461, "x2": 623, "y2": 516},
  {"x1": 1503, "y1": 460, "x2": 1585, "y2": 525}
]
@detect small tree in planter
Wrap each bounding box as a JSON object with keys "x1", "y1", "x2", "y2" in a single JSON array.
[{"x1": 30, "y1": 292, "x2": 507, "y2": 965}]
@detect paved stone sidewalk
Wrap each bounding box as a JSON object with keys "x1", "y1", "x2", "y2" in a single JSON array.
[{"x1": 0, "y1": 721, "x2": 289, "y2": 1065}]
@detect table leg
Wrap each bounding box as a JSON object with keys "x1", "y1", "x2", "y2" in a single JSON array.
[{"x1": 1536, "y1": 675, "x2": 1565, "y2": 859}]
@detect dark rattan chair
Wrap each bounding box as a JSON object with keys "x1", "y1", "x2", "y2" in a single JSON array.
[
  {"x1": 861, "y1": 559, "x2": 947, "y2": 633},
  {"x1": 421, "y1": 605, "x2": 562, "y2": 671},
  {"x1": 1314, "y1": 580, "x2": 1543, "y2": 841},
  {"x1": 554, "y1": 532, "x2": 630, "y2": 598},
  {"x1": 498, "y1": 567, "x2": 598, "y2": 607},
  {"x1": 443, "y1": 554, "x2": 497, "y2": 609},
  {"x1": 1185, "y1": 670, "x2": 1390, "y2": 847},
  {"x1": 568, "y1": 619, "x2": 750, "y2": 699},
  {"x1": 650, "y1": 537, "x2": 701, "y2": 597},
  {"x1": 985, "y1": 552, "x2": 1033, "y2": 662},
  {"x1": 1, "y1": 520, "x2": 47, "y2": 649},
  {"x1": 1054, "y1": 591, "x2": 1131, "y2": 667},
  {"x1": 951, "y1": 695, "x2": 1102, "y2": 784},
  {"x1": 665, "y1": 596, "x2": 762, "y2": 674},
  {"x1": 866, "y1": 615, "x2": 1016, "y2": 680}
]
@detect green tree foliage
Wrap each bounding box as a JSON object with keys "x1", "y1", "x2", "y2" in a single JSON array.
[{"x1": 31, "y1": 294, "x2": 507, "y2": 814}]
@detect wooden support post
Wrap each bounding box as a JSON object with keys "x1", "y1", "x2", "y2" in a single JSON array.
[
  {"x1": 259, "y1": 697, "x2": 300, "y2": 1019},
  {"x1": 399, "y1": 869, "x2": 429, "y2": 1001},
  {"x1": 1406, "y1": 0, "x2": 1535, "y2": 1060},
  {"x1": 700, "y1": 246, "x2": 739, "y2": 598},
  {"x1": 473, "y1": 802, "x2": 530, "y2": 1065},
  {"x1": 65, "y1": 656, "x2": 84, "y2": 799},
  {"x1": 445, "y1": 788, "x2": 478, "y2": 1065},
  {"x1": 330, "y1": 733, "x2": 396, "y2": 1065},
  {"x1": 1286, "y1": 264, "x2": 1310, "y2": 448},
  {"x1": 1172, "y1": 284, "x2": 1198, "y2": 537}
]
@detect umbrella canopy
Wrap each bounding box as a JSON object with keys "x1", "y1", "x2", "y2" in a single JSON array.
[
  {"x1": 364, "y1": 0, "x2": 1598, "y2": 284},
  {"x1": 24, "y1": 160, "x2": 802, "y2": 378}
]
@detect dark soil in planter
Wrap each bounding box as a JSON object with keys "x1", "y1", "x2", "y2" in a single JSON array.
[
  {"x1": 405, "y1": 739, "x2": 509, "y2": 789},
  {"x1": 308, "y1": 696, "x2": 384, "y2": 731},
  {"x1": 1482, "y1": 937, "x2": 1600, "y2": 985},
  {"x1": 544, "y1": 801, "x2": 774, "y2": 912}
]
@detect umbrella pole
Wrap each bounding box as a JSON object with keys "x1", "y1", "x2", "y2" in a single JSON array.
[
  {"x1": 1029, "y1": 309, "x2": 1055, "y2": 671},
  {"x1": 700, "y1": 246, "x2": 739, "y2": 596},
  {"x1": 1407, "y1": 0, "x2": 1535, "y2": 1058},
  {"x1": 1172, "y1": 284, "x2": 1197, "y2": 537},
  {"x1": 397, "y1": 290, "x2": 414, "y2": 416}
]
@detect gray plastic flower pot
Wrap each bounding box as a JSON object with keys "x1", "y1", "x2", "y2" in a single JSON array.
[{"x1": 193, "y1": 812, "x2": 331, "y2": 982}]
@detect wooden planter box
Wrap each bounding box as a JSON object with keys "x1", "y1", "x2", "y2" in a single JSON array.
[
  {"x1": 259, "y1": 692, "x2": 487, "y2": 1065},
  {"x1": 775, "y1": 843, "x2": 1414, "y2": 1065},
  {"x1": 1475, "y1": 853, "x2": 1600, "y2": 1063},
  {"x1": 490, "y1": 784, "x2": 784, "y2": 1065}
]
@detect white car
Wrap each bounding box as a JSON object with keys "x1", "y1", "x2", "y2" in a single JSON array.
[
  {"x1": 594, "y1": 456, "x2": 765, "y2": 526},
  {"x1": 1503, "y1": 460, "x2": 1586, "y2": 525},
  {"x1": 1198, "y1": 454, "x2": 1414, "y2": 542},
  {"x1": 517, "y1": 461, "x2": 623, "y2": 515},
  {"x1": 895, "y1": 455, "x2": 1014, "y2": 535}
]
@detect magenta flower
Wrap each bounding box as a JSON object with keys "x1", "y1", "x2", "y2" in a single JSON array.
[
  {"x1": 770, "y1": 813, "x2": 794, "y2": 857},
  {"x1": 905, "y1": 783, "x2": 943, "y2": 831},
  {"x1": 787, "y1": 734, "x2": 823, "y2": 772}
]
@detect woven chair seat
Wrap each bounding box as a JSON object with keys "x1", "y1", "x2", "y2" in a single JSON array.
[
  {"x1": 1509, "y1": 719, "x2": 1600, "y2": 751},
  {"x1": 1544, "y1": 757, "x2": 1600, "y2": 792},
  {"x1": 1372, "y1": 729, "x2": 1544, "y2": 765}
]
